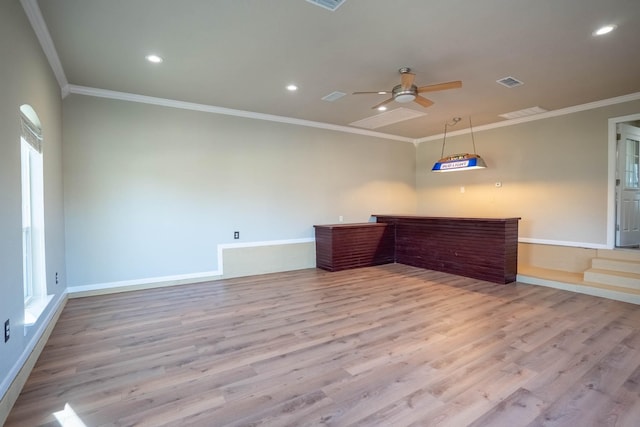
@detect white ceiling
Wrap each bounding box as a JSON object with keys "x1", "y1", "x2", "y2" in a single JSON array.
[{"x1": 29, "y1": 0, "x2": 640, "y2": 140}]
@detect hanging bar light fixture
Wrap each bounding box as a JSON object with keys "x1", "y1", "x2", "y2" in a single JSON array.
[{"x1": 431, "y1": 116, "x2": 487, "y2": 172}]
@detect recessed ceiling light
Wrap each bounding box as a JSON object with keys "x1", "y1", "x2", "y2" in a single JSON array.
[
  {"x1": 286, "y1": 84, "x2": 298, "y2": 91},
  {"x1": 145, "y1": 54, "x2": 163, "y2": 63},
  {"x1": 377, "y1": 106, "x2": 387, "y2": 111},
  {"x1": 593, "y1": 25, "x2": 616, "y2": 36}
]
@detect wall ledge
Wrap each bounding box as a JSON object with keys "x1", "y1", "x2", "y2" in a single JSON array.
[{"x1": 67, "y1": 238, "x2": 316, "y2": 298}]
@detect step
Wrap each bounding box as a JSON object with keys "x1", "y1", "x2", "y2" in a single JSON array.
[
  {"x1": 518, "y1": 264, "x2": 640, "y2": 304},
  {"x1": 596, "y1": 248, "x2": 640, "y2": 262},
  {"x1": 518, "y1": 265, "x2": 584, "y2": 285},
  {"x1": 591, "y1": 257, "x2": 640, "y2": 275},
  {"x1": 583, "y1": 268, "x2": 640, "y2": 291}
]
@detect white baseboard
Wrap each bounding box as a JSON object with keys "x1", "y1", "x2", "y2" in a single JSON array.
[{"x1": 67, "y1": 270, "x2": 221, "y2": 297}]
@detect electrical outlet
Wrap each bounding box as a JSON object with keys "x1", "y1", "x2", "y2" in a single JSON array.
[
  {"x1": 234, "y1": 231, "x2": 240, "y2": 239},
  {"x1": 4, "y1": 319, "x2": 9, "y2": 343}
]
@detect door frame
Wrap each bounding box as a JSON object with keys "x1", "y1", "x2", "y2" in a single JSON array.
[{"x1": 608, "y1": 113, "x2": 640, "y2": 248}]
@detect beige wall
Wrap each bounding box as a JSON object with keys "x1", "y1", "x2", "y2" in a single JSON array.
[
  {"x1": 416, "y1": 100, "x2": 640, "y2": 247},
  {"x1": 63, "y1": 95, "x2": 640, "y2": 287},
  {"x1": 62, "y1": 95, "x2": 417, "y2": 287}
]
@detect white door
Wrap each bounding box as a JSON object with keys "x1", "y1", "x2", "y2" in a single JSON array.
[{"x1": 616, "y1": 123, "x2": 640, "y2": 247}]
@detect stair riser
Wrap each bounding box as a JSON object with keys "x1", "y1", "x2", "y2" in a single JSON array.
[
  {"x1": 592, "y1": 259, "x2": 640, "y2": 274},
  {"x1": 584, "y1": 271, "x2": 640, "y2": 290},
  {"x1": 596, "y1": 249, "x2": 640, "y2": 262}
]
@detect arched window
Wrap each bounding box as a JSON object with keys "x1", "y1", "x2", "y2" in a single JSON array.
[{"x1": 20, "y1": 105, "x2": 48, "y2": 325}]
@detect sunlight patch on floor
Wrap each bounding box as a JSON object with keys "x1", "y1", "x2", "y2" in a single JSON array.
[{"x1": 53, "y1": 403, "x2": 87, "y2": 427}]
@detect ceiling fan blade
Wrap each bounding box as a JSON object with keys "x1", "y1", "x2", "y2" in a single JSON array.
[
  {"x1": 371, "y1": 98, "x2": 395, "y2": 110},
  {"x1": 400, "y1": 72, "x2": 415, "y2": 90},
  {"x1": 414, "y1": 96, "x2": 434, "y2": 108},
  {"x1": 352, "y1": 91, "x2": 390, "y2": 95},
  {"x1": 417, "y1": 80, "x2": 462, "y2": 93}
]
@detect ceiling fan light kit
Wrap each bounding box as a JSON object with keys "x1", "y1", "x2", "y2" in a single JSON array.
[
  {"x1": 393, "y1": 87, "x2": 416, "y2": 103},
  {"x1": 353, "y1": 67, "x2": 461, "y2": 110},
  {"x1": 432, "y1": 117, "x2": 487, "y2": 172}
]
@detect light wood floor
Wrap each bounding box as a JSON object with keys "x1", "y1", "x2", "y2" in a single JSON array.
[{"x1": 6, "y1": 264, "x2": 640, "y2": 426}]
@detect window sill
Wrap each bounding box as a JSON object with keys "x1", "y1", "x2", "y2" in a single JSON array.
[{"x1": 24, "y1": 294, "x2": 54, "y2": 329}]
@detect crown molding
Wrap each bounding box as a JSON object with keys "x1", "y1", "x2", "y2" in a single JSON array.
[
  {"x1": 416, "y1": 91, "x2": 640, "y2": 143},
  {"x1": 67, "y1": 85, "x2": 415, "y2": 143},
  {"x1": 68, "y1": 83, "x2": 640, "y2": 145},
  {"x1": 20, "y1": 0, "x2": 68, "y2": 92}
]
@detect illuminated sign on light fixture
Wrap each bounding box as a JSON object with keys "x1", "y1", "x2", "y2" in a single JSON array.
[
  {"x1": 432, "y1": 153, "x2": 487, "y2": 172},
  {"x1": 431, "y1": 117, "x2": 487, "y2": 173}
]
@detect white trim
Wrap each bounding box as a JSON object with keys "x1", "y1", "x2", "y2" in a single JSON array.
[
  {"x1": 218, "y1": 237, "x2": 315, "y2": 250},
  {"x1": 20, "y1": 0, "x2": 68, "y2": 91},
  {"x1": 608, "y1": 113, "x2": 640, "y2": 250},
  {"x1": 517, "y1": 274, "x2": 640, "y2": 305},
  {"x1": 66, "y1": 270, "x2": 222, "y2": 295},
  {"x1": 67, "y1": 85, "x2": 415, "y2": 143},
  {"x1": 67, "y1": 237, "x2": 316, "y2": 295},
  {"x1": 68, "y1": 85, "x2": 640, "y2": 144},
  {"x1": 608, "y1": 117, "x2": 618, "y2": 249},
  {"x1": 518, "y1": 237, "x2": 608, "y2": 249},
  {"x1": 416, "y1": 92, "x2": 640, "y2": 143},
  {"x1": 24, "y1": 294, "x2": 54, "y2": 327},
  {"x1": 61, "y1": 84, "x2": 71, "y2": 99},
  {"x1": 0, "y1": 291, "x2": 66, "y2": 400}
]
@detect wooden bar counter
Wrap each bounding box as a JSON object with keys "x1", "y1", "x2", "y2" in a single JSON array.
[
  {"x1": 374, "y1": 215, "x2": 520, "y2": 284},
  {"x1": 314, "y1": 223, "x2": 394, "y2": 271},
  {"x1": 315, "y1": 216, "x2": 519, "y2": 284}
]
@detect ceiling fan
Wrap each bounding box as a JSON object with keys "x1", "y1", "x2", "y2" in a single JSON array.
[{"x1": 353, "y1": 67, "x2": 462, "y2": 110}]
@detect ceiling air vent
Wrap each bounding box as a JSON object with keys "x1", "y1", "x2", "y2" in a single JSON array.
[
  {"x1": 321, "y1": 91, "x2": 346, "y2": 102},
  {"x1": 496, "y1": 76, "x2": 524, "y2": 88},
  {"x1": 499, "y1": 106, "x2": 548, "y2": 120},
  {"x1": 305, "y1": 0, "x2": 347, "y2": 11},
  {"x1": 349, "y1": 108, "x2": 426, "y2": 130}
]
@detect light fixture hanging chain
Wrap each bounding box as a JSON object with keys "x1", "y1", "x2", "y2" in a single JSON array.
[
  {"x1": 469, "y1": 116, "x2": 477, "y2": 155},
  {"x1": 440, "y1": 117, "x2": 461, "y2": 158},
  {"x1": 440, "y1": 123, "x2": 448, "y2": 158}
]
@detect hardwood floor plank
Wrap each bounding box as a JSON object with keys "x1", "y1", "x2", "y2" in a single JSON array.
[
  {"x1": 408, "y1": 364, "x2": 537, "y2": 426},
  {"x1": 526, "y1": 330, "x2": 640, "y2": 426},
  {"x1": 467, "y1": 387, "x2": 545, "y2": 427},
  {"x1": 601, "y1": 363, "x2": 640, "y2": 427},
  {"x1": 6, "y1": 265, "x2": 640, "y2": 426}
]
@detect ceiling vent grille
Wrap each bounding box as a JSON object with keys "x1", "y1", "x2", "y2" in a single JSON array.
[
  {"x1": 305, "y1": 0, "x2": 347, "y2": 11},
  {"x1": 349, "y1": 108, "x2": 426, "y2": 130},
  {"x1": 499, "y1": 106, "x2": 548, "y2": 120},
  {"x1": 496, "y1": 76, "x2": 524, "y2": 88},
  {"x1": 321, "y1": 91, "x2": 346, "y2": 102}
]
